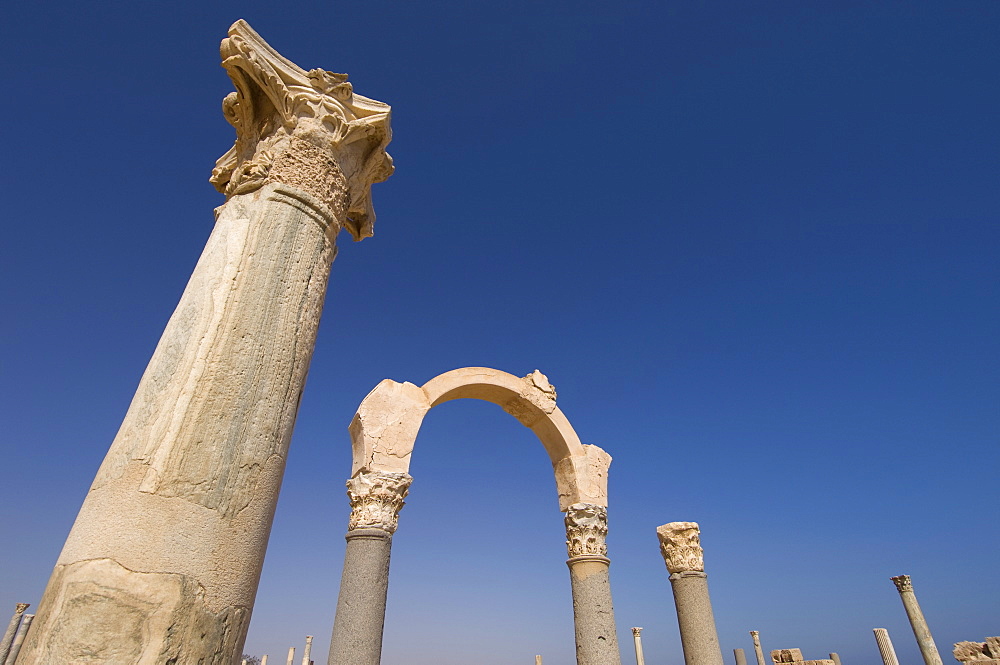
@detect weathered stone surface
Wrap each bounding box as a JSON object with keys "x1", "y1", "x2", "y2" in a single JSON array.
[
  {"x1": 891, "y1": 574, "x2": 943, "y2": 665},
  {"x1": 875, "y1": 628, "x2": 901, "y2": 665},
  {"x1": 20, "y1": 21, "x2": 392, "y2": 665},
  {"x1": 349, "y1": 380, "x2": 428, "y2": 476},
  {"x1": 954, "y1": 639, "x2": 1000, "y2": 663},
  {"x1": 752, "y1": 631, "x2": 767, "y2": 665},
  {"x1": 0, "y1": 604, "x2": 28, "y2": 663},
  {"x1": 346, "y1": 471, "x2": 412, "y2": 533},
  {"x1": 565, "y1": 503, "x2": 609, "y2": 558},
  {"x1": 657, "y1": 522, "x2": 704, "y2": 573},
  {"x1": 771, "y1": 649, "x2": 804, "y2": 663},
  {"x1": 567, "y1": 556, "x2": 621, "y2": 665}
]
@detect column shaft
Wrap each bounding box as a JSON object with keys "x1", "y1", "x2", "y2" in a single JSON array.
[
  {"x1": 567, "y1": 556, "x2": 622, "y2": 665},
  {"x1": 301, "y1": 635, "x2": 313, "y2": 665},
  {"x1": 892, "y1": 577, "x2": 943, "y2": 665},
  {"x1": 286, "y1": 647, "x2": 295, "y2": 665},
  {"x1": 670, "y1": 572, "x2": 724, "y2": 665},
  {"x1": 874, "y1": 629, "x2": 900, "y2": 665},
  {"x1": 830, "y1": 653, "x2": 842, "y2": 665},
  {"x1": 329, "y1": 529, "x2": 394, "y2": 665},
  {"x1": 0, "y1": 605, "x2": 28, "y2": 663},
  {"x1": 633, "y1": 628, "x2": 646, "y2": 665},
  {"x1": 752, "y1": 632, "x2": 767, "y2": 665},
  {"x1": 735, "y1": 648, "x2": 748, "y2": 665},
  {"x1": 4, "y1": 614, "x2": 33, "y2": 665}
]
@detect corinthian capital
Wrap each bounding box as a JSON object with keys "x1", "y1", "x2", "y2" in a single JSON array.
[
  {"x1": 565, "y1": 503, "x2": 608, "y2": 558},
  {"x1": 890, "y1": 575, "x2": 912, "y2": 592},
  {"x1": 656, "y1": 521, "x2": 704, "y2": 573},
  {"x1": 14, "y1": 603, "x2": 28, "y2": 614},
  {"x1": 346, "y1": 471, "x2": 412, "y2": 533},
  {"x1": 211, "y1": 20, "x2": 393, "y2": 239}
]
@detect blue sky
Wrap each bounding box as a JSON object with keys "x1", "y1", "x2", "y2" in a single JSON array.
[{"x1": 1, "y1": 2, "x2": 997, "y2": 664}]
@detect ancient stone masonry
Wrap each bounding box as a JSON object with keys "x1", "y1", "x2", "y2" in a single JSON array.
[
  {"x1": 633, "y1": 628, "x2": 647, "y2": 665},
  {"x1": 769, "y1": 647, "x2": 834, "y2": 665},
  {"x1": 19, "y1": 20, "x2": 392, "y2": 664},
  {"x1": 658, "y1": 522, "x2": 723, "y2": 665},
  {"x1": 891, "y1": 575, "x2": 944, "y2": 665},
  {"x1": 346, "y1": 471, "x2": 412, "y2": 533},
  {"x1": 875, "y1": 629, "x2": 901, "y2": 665},
  {"x1": 953, "y1": 637, "x2": 1000, "y2": 665},
  {"x1": 565, "y1": 504, "x2": 609, "y2": 558},
  {"x1": 0, "y1": 604, "x2": 29, "y2": 663}
]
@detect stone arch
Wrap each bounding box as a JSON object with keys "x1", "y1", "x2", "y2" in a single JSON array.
[{"x1": 347, "y1": 367, "x2": 610, "y2": 509}]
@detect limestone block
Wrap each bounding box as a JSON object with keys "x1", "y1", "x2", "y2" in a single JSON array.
[
  {"x1": 987, "y1": 639, "x2": 1000, "y2": 659},
  {"x1": 953, "y1": 642, "x2": 1000, "y2": 663},
  {"x1": 349, "y1": 379, "x2": 430, "y2": 476},
  {"x1": 771, "y1": 649, "x2": 804, "y2": 663},
  {"x1": 554, "y1": 444, "x2": 611, "y2": 509}
]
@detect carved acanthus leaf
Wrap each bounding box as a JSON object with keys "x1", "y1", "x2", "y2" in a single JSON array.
[
  {"x1": 14, "y1": 603, "x2": 28, "y2": 614},
  {"x1": 657, "y1": 521, "x2": 704, "y2": 573},
  {"x1": 890, "y1": 575, "x2": 913, "y2": 592},
  {"x1": 346, "y1": 471, "x2": 412, "y2": 533},
  {"x1": 212, "y1": 20, "x2": 392, "y2": 239},
  {"x1": 565, "y1": 502, "x2": 608, "y2": 558}
]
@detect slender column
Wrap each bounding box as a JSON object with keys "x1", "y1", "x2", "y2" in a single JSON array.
[
  {"x1": 19, "y1": 20, "x2": 393, "y2": 665},
  {"x1": 735, "y1": 649, "x2": 748, "y2": 665},
  {"x1": 874, "y1": 629, "x2": 900, "y2": 665},
  {"x1": 300, "y1": 635, "x2": 313, "y2": 665},
  {"x1": 565, "y1": 503, "x2": 622, "y2": 665},
  {"x1": 830, "y1": 653, "x2": 842, "y2": 665},
  {"x1": 891, "y1": 575, "x2": 943, "y2": 665},
  {"x1": 633, "y1": 628, "x2": 647, "y2": 665},
  {"x1": 262, "y1": 656, "x2": 269, "y2": 665},
  {"x1": 329, "y1": 471, "x2": 412, "y2": 665},
  {"x1": 537, "y1": 657, "x2": 544, "y2": 665},
  {"x1": 0, "y1": 604, "x2": 28, "y2": 663},
  {"x1": 751, "y1": 632, "x2": 766, "y2": 665},
  {"x1": 286, "y1": 647, "x2": 295, "y2": 665},
  {"x1": 4, "y1": 614, "x2": 33, "y2": 665},
  {"x1": 658, "y1": 523, "x2": 724, "y2": 665}
]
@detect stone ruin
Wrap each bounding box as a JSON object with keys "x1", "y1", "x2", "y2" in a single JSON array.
[
  {"x1": 771, "y1": 648, "x2": 835, "y2": 665},
  {"x1": 953, "y1": 638, "x2": 1000, "y2": 665}
]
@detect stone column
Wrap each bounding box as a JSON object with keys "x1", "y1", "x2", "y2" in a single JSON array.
[
  {"x1": 286, "y1": 647, "x2": 295, "y2": 665},
  {"x1": 328, "y1": 471, "x2": 412, "y2": 665},
  {"x1": 18, "y1": 20, "x2": 393, "y2": 665},
  {"x1": 300, "y1": 635, "x2": 313, "y2": 665},
  {"x1": 874, "y1": 629, "x2": 900, "y2": 665},
  {"x1": 536, "y1": 657, "x2": 544, "y2": 665},
  {"x1": 657, "y1": 523, "x2": 724, "y2": 665},
  {"x1": 735, "y1": 649, "x2": 748, "y2": 665},
  {"x1": 829, "y1": 653, "x2": 841, "y2": 665},
  {"x1": 751, "y1": 632, "x2": 766, "y2": 665},
  {"x1": 0, "y1": 604, "x2": 28, "y2": 663},
  {"x1": 891, "y1": 575, "x2": 943, "y2": 665},
  {"x1": 633, "y1": 628, "x2": 646, "y2": 665},
  {"x1": 4, "y1": 614, "x2": 33, "y2": 665},
  {"x1": 261, "y1": 656, "x2": 268, "y2": 665},
  {"x1": 565, "y1": 503, "x2": 622, "y2": 665}
]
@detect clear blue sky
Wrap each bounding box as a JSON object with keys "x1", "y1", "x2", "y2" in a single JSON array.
[{"x1": 1, "y1": 2, "x2": 997, "y2": 664}]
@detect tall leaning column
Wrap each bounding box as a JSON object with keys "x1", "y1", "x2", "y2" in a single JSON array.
[
  {"x1": 19, "y1": 20, "x2": 393, "y2": 664},
  {"x1": 657, "y1": 522, "x2": 724, "y2": 665},
  {"x1": 751, "y1": 632, "x2": 767, "y2": 665},
  {"x1": 328, "y1": 471, "x2": 412, "y2": 665},
  {"x1": 565, "y1": 503, "x2": 623, "y2": 665},
  {"x1": 891, "y1": 575, "x2": 943, "y2": 665}
]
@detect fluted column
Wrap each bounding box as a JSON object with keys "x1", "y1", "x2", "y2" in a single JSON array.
[
  {"x1": 751, "y1": 632, "x2": 766, "y2": 665},
  {"x1": 891, "y1": 575, "x2": 943, "y2": 665},
  {"x1": 0, "y1": 604, "x2": 28, "y2": 663},
  {"x1": 632, "y1": 628, "x2": 646, "y2": 665},
  {"x1": 564, "y1": 503, "x2": 622, "y2": 665},
  {"x1": 874, "y1": 629, "x2": 900, "y2": 665},
  {"x1": 4, "y1": 614, "x2": 33, "y2": 665},
  {"x1": 19, "y1": 20, "x2": 393, "y2": 665},
  {"x1": 658, "y1": 522, "x2": 724, "y2": 665},
  {"x1": 328, "y1": 471, "x2": 412, "y2": 665}
]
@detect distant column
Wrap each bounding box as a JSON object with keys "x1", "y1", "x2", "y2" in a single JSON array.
[
  {"x1": 262, "y1": 656, "x2": 269, "y2": 665},
  {"x1": 301, "y1": 635, "x2": 313, "y2": 665},
  {"x1": 536, "y1": 656, "x2": 543, "y2": 665},
  {"x1": 735, "y1": 648, "x2": 748, "y2": 665},
  {"x1": 633, "y1": 627, "x2": 647, "y2": 665},
  {"x1": 830, "y1": 653, "x2": 842, "y2": 665},
  {"x1": 4, "y1": 614, "x2": 34, "y2": 665},
  {"x1": 286, "y1": 646, "x2": 296, "y2": 665},
  {"x1": 565, "y1": 503, "x2": 623, "y2": 665},
  {"x1": 891, "y1": 575, "x2": 943, "y2": 665},
  {"x1": 0, "y1": 604, "x2": 28, "y2": 663},
  {"x1": 329, "y1": 471, "x2": 412, "y2": 665},
  {"x1": 751, "y1": 632, "x2": 766, "y2": 665},
  {"x1": 874, "y1": 629, "x2": 900, "y2": 665},
  {"x1": 657, "y1": 522, "x2": 724, "y2": 665}
]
